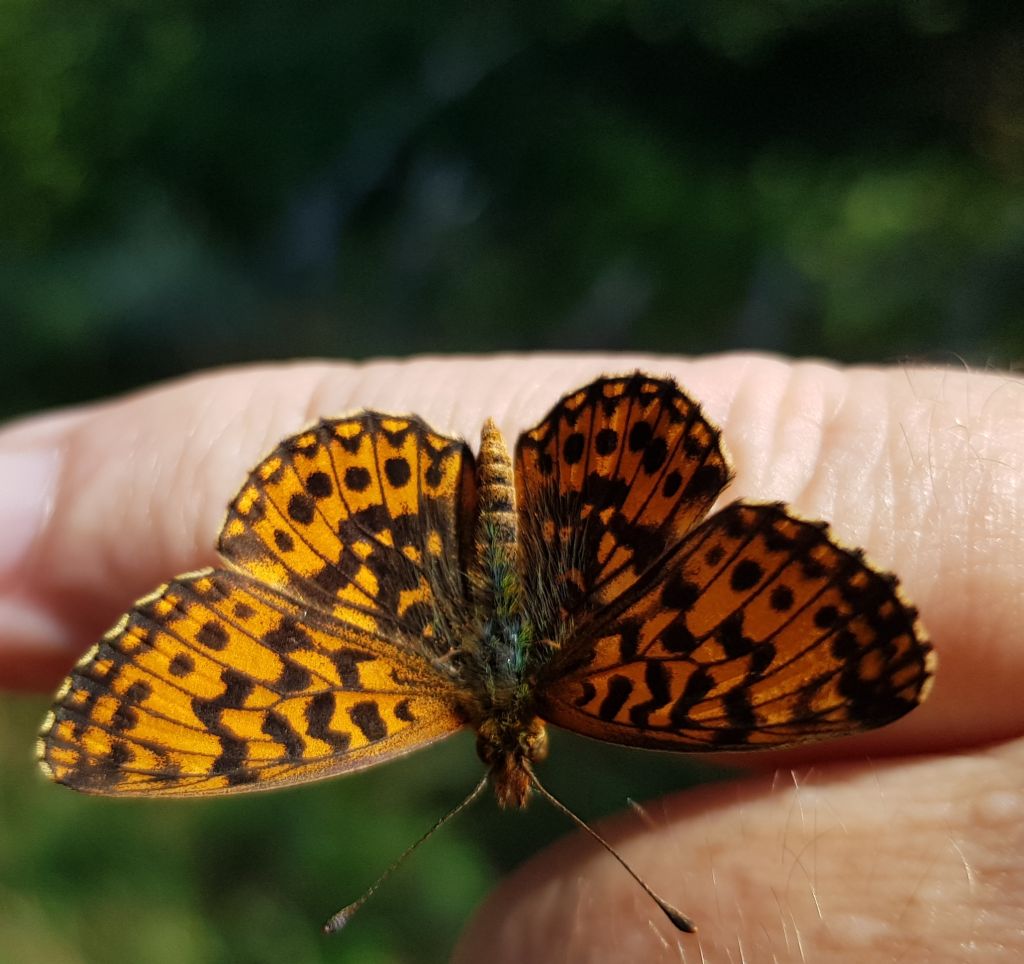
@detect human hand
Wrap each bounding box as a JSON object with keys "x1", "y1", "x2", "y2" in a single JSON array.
[{"x1": 3, "y1": 354, "x2": 1021, "y2": 961}]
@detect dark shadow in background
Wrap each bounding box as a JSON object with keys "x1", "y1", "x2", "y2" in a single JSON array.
[{"x1": 3, "y1": 4, "x2": 1022, "y2": 418}]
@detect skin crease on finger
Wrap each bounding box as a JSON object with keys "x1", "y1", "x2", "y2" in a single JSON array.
[{"x1": 2, "y1": 352, "x2": 1024, "y2": 959}]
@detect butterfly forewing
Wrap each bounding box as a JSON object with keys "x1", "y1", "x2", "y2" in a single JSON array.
[
  {"x1": 515, "y1": 374, "x2": 731, "y2": 640},
  {"x1": 218, "y1": 414, "x2": 476, "y2": 661},
  {"x1": 537, "y1": 502, "x2": 933, "y2": 750},
  {"x1": 39, "y1": 570, "x2": 464, "y2": 796}
]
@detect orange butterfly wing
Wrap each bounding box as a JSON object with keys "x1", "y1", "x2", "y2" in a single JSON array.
[
  {"x1": 515, "y1": 376, "x2": 934, "y2": 751},
  {"x1": 218, "y1": 413, "x2": 476, "y2": 661},
  {"x1": 515, "y1": 373, "x2": 731, "y2": 643},
  {"x1": 39, "y1": 570, "x2": 463, "y2": 796},
  {"x1": 40, "y1": 411, "x2": 480, "y2": 797},
  {"x1": 537, "y1": 503, "x2": 933, "y2": 749}
]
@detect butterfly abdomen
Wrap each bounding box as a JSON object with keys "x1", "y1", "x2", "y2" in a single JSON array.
[
  {"x1": 472, "y1": 419, "x2": 521, "y2": 621},
  {"x1": 475, "y1": 418, "x2": 517, "y2": 554}
]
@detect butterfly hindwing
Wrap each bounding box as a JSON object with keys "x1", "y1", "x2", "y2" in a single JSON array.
[
  {"x1": 39, "y1": 570, "x2": 464, "y2": 796},
  {"x1": 218, "y1": 413, "x2": 477, "y2": 661},
  {"x1": 515, "y1": 374, "x2": 731, "y2": 643},
  {"x1": 537, "y1": 502, "x2": 934, "y2": 750}
]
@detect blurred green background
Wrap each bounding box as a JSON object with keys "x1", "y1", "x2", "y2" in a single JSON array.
[{"x1": 2, "y1": 3, "x2": 1022, "y2": 962}]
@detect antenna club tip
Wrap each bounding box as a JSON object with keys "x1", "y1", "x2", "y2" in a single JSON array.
[
  {"x1": 323, "y1": 906, "x2": 356, "y2": 936},
  {"x1": 663, "y1": 904, "x2": 698, "y2": 933}
]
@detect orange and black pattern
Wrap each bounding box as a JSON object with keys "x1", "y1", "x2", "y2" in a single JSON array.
[
  {"x1": 516, "y1": 374, "x2": 731, "y2": 639},
  {"x1": 538, "y1": 503, "x2": 930, "y2": 749},
  {"x1": 40, "y1": 570, "x2": 462, "y2": 795},
  {"x1": 217, "y1": 414, "x2": 476, "y2": 663},
  {"x1": 40, "y1": 373, "x2": 934, "y2": 802}
]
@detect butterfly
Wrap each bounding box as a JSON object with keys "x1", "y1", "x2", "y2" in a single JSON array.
[{"x1": 38, "y1": 372, "x2": 934, "y2": 932}]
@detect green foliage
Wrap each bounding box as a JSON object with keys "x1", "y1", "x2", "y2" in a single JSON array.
[{"x1": 1, "y1": 3, "x2": 1022, "y2": 418}]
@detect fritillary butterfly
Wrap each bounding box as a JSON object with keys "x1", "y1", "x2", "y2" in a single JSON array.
[{"x1": 37, "y1": 373, "x2": 934, "y2": 932}]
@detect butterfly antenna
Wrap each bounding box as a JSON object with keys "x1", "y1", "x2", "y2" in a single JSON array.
[
  {"x1": 528, "y1": 770, "x2": 697, "y2": 934},
  {"x1": 323, "y1": 772, "x2": 490, "y2": 935}
]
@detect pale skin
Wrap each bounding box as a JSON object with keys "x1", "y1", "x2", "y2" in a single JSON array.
[{"x1": 2, "y1": 354, "x2": 1023, "y2": 962}]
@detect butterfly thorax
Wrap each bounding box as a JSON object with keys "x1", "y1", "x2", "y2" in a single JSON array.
[{"x1": 460, "y1": 419, "x2": 549, "y2": 809}]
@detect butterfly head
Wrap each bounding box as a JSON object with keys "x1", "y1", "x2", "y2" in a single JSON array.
[{"x1": 474, "y1": 714, "x2": 548, "y2": 809}]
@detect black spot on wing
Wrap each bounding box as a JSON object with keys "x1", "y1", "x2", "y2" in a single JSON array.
[
  {"x1": 333, "y1": 649, "x2": 375, "y2": 689},
  {"x1": 192, "y1": 669, "x2": 253, "y2": 730},
  {"x1": 598, "y1": 675, "x2": 633, "y2": 722},
  {"x1": 815, "y1": 605, "x2": 839, "y2": 629},
  {"x1": 274, "y1": 529, "x2": 295, "y2": 553},
  {"x1": 197, "y1": 621, "x2": 229, "y2": 651},
  {"x1": 262, "y1": 711, "x2": 305, "y2": 760},
  {"x1": 124, "y1": 681, "x2": 151, "y2": 704},
  {"x1": 305, "y1": 693, "x2": 350, "y2": 751},
  {"x1": 660, "y1": 617, "x2": 697, "y2": 654},
  {"x1": 722, "y1": 687, "x2": 756, "y2": 729},
  {"x1": 344, "y1": 465, "x2": 372, "y2": 492},
  {"x1": 641, "y1": 437, "x2": 668, "y2": 474},
  {"x1": 617, "y1": 621, "x2": 641, "y2": 662},
  {"x1": 384, "y1": 457, "x2": 411, "y2": 487},
  {"x1": 349, "y1": 701, "x2": 387, "y2": 742},
  {"x1": 216, "y1": 738, "x2": 254, "y2": 785},
  {"x1": 718, "y1": 610, "x2": 755, "y2": 659},
  {"x1": 169, "y1": 653, "x2": 194, "y2": 677},
  {"x1": 574, "y1": 679, "x2": 597, "y2": 708},
  {"x1": 661, "y1": 572, "x2": 700, "y2": 610},
  {"x1": 263, "y1": 617, "x2": 314, "y2": 654},
  {"x1": 278, "y1": 659, "x2": 313, "y2": 692},
  {"x1": 831, "y1": 629, "x2": 858, "y2": 661},
  {"x1": 669, "y1": 667, "x2": 714, "y2": 727},
  {"x1": 689, "y1": 464, "x2": 728, "y2": 502},
  {"x1": 563, "y1": 433, "x2": 585, "y2": 465},
  {"x1": 287, "y1": 493, "x2": 315, "y2": 525},
  {"x1": 628, "y1": 660, "x2": 673, "y2": 727},
  {"x1": 628, "y1": 421, "x2": 653, "y2": 451},
  {"x1": 306, "y1": 471, "x2": 333, "y2": 499},
  {"x1": 705, "y1": 545, "x2": 725, "y2": 566},
  {"x1": 595, "y1": 428, "x2": 618, "y2": 456},
  {"x1": 770, "y1": 584, "x2": 795, "y2": 612},
  {"x1": 749, "y1": 641, "x2": 776, "y2": 677},
  {"x1": 730, "y1": 559, "x2": 764, "y2": 592},
  {"x1": 107, "y1": 741, "x2": 134, "y2": 768},
  {"x1": 111, "y1": 704, "x2": 138, "y2": 732}
]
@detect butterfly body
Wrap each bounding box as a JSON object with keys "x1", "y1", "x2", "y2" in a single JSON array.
[{"x1": 456, "y1": 415, "x2": 550, "y2": 808}]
